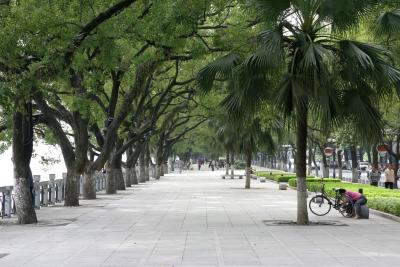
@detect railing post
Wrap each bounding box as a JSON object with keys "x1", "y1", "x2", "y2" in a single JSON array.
[
  {"x1": 33, "y1": 175, "x2": 41, "y2": 209},
  {"x1": 41, "y1": 182, "x2": 49, "y2": 206},
  {"x1": 1, "y1": 190, "x2": 5, "y2": 218},
  {"x1": 62, "y1": 173, "x2": 67, "y2": 201},
  {"x1": 49, "y1": 174, "x2": 56, "y2": 205},
  {"x1": 4, "y1": 186, "x2": 12, "y2": 218}
]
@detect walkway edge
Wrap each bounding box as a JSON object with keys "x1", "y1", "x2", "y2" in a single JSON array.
[{"x1": 370, "y1": 208, "x2": 400, "y2": 223}]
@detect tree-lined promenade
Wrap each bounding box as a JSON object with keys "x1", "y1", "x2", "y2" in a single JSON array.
[
  {"x1": 1, "y1": 0, "x2": 400, "y2": 226},
  {"x1": 1, "y1": 170, "x2": 400, "y2": 267}
]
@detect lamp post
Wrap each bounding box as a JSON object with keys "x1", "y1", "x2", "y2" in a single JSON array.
[{"x1": 327, "y1": 138, "x2": 336, "y2": 178}]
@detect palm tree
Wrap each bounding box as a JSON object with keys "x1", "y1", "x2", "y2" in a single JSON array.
[
  {"x1": 247, "y1": 0, "x2": 400, "y2": 224},
  {"x1": 199, "y1": 0, "x2": 400, "y2": 224}
]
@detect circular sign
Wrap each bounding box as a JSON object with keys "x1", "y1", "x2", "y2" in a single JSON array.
[
  {"x1": 376, "y1": 144, "x2": 387, "y2": 154},
  {"x1": 324, "y1": 147, "x2": 334, "y2": 157}
]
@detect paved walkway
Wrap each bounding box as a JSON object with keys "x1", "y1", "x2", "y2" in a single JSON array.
[{"x1": 1, "y1": 170, "x2": 400, "y2": 267}]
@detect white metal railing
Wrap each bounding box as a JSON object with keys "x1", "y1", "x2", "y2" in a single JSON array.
[
  {"x1": 0, "y1": 171, "x2": 107, "y2": 219},
  {"x1": 0, "y1": 166, "x2": 159, "y2": 219}
]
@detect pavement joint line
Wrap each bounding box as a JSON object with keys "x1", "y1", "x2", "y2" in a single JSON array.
[
  {"x1": 180, "y1": 190, "x2": 191, "y2": 230},
  {"x1": 136, "y1": 231, "x2": 163, "y2": 267},
  {"x1": 242, "y1": 230, "x2": 262, "y2": 265},
  {"x1": 102, "y1": 226, "x2": 136, "y2": 264},
  {"x1": 180, "y1": 231, "x2": 189, "y2": 264},
  {"x1": 214, "y1": 230, "x2": 224, "y2": 267},
  {"x1": 268, "y1": 228, "x2": 304, "y2": 266}
]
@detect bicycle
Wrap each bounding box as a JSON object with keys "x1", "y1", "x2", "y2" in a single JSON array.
[{"x1": 308, "y1": 180, "x2": 354, "y2": 218}]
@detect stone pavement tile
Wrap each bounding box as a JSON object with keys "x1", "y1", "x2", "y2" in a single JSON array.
[
  {"x1": 258, "y1": 256, "x2": 302, "y2": 266},
  {"x1": 333, "y1": 256, "x2": 381, "y2": 267}
]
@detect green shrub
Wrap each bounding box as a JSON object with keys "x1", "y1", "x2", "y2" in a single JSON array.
[
  {"x1": 257, "y1": 171, "x2": 284, "y2": 178},
  {"x1": 368, "y1": 198, "x2": 400, "y2": 217},
  {"x1": 288, "y1": 178, "x2": 341, "y2": 188},
  {"x1": 275, "y1": 176, "x2": 296, "y2": 183}
]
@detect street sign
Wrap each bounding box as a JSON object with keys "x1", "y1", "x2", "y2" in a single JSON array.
[
  {"x1": 376, "y1": 144, "x2": 387, "y2": 157},
  {"x1": 324, "y1": 147, "x2": 334, "y2": 157}
]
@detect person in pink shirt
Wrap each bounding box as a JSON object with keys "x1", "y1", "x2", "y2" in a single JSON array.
[{"x1": 338, "y1": 189, "x2": 367, "y2": 219}]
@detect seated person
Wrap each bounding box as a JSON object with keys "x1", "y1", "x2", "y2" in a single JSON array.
[{"x1": 338, "y1": 188, "x2": 367, "y2": 219}]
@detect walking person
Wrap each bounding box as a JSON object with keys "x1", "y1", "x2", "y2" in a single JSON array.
[
  {"x1": 369, "y1": 166, "x2": 381, "y2": 187},
  {"x1": 384, "y1": 164, "x2": 395, "y2": 189}
]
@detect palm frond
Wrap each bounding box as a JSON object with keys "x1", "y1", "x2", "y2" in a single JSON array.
[
  {"x1": 318, "y1": 0, "x2": 379, "y2": 31},
  {"x1": 342, "y1": 88, "x2": 383, "y2": 143},
  {"x1": 300, "y1": 42, "x2": 332, "y2": 70},
  {"x1": 376, "y1": 9, "x2": 400, "y2": 36},
  {"x1": 197, "y1": 53, "x2": 241, "y2": 93},
  {"x1": 247, "y1": 0, "x2": 291, "y2": 22},
  {"x1": 222, "y1": 71, "x2": 270, "y2": 120},
  {"x1": 337, "y1": 40, "x2": 381, "y2": 70},
  {"x1": 275, "y1": 74, "x2": 309, "y2": 117},
  {"x1": 241, "y1": 26, "x2": 285, "y2": 72}
]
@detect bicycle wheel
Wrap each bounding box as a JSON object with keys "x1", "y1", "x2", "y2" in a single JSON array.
[
  {"x1": 337, "y1": 195, "x2": 354, "y2": 218},
  {"x1": 309, "y1": 195, "x2": 332, "y2": 216}
]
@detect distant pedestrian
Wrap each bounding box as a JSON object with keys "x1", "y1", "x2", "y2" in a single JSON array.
[
  {"x1": 384, "y1": 164, "x2": 395, "y2": 189},
  {"x1": 369, "y1": 166, "x2": 381, "y2": 187}
]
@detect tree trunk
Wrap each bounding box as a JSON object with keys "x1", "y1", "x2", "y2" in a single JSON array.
[
  {"x1": 145, "y1": 146, "x2": 150, "y2": 181},
  {"x1": 106, "y1": 161, "x2": 117, "y2": 194},
  {"x1": 171, "y1": 155, "x2": 175, "y2": 172},
  {"x1": 322, "y1": 153, "x2": 329, "y2": 178},
  {"x1": 155, "y1": 164, "x2": 161, "y2": 179},
  {"x1": 350, "y1": 146, "x2": 358, "y2": 183},
  {"x1": 65, "y1": 168, "x2": 80, "y2": 205},
  {"x1": 245, "y1": 153, "x2": 251, "y2": 189},
  {"x1": 139, "y1": 151, "x2": 146, "y2": 182},
  {"x1": 393, "y1": 135, "x2": 400, "y2": 189},
  {"x1": 115, "y1": 167, "x2": 125, "y2": 191},
  {"x1": 296, "y1": 108, "x2": 309, "y2": 225},
  {"x1": 230, "y1": 153, "x2": 235, "y2": 178},
  {"x1": 112, "y1": 140, "x2": 125, "y2": 191},
  {"x1": 160, "y1": 158, "x2": 165, "y2": 176},
  {"x1": 372, "y1": 144, "x2": 378, "y2": 169},
  {"x1": 312, "y1": 148, "x2": 319, "y2": 177},
  {"x1": 82, "y1": 167, "x2": 96, "y2": 199},
  {"x1": 307, "y1": 148, "x2": 312, "y2": 175},
  {"x1": 125, "y1": 167, "x2": 132, "y2": 188},
  {"x1": 126, "y1": 144, "x2": 141, "y2": 185},
  {"x1": 337, "y1": 150, "x2": 343, "y2": 180},
  {"x1": 12, "y1": 103, "x2": 37, "y2": 224},
  {"x1": 226, "y1": 153, "x2": 230, "y2": 175},
  {"x1": 132, "y1": 167, "x2": 139, "y2": 184}
]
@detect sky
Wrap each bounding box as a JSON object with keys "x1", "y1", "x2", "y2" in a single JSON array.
[{"x1": 0, "y1": 142, "x2": 66, "y2": 187}]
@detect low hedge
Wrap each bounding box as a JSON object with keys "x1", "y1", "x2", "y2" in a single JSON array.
[
  {"x1": 257, "y1": 172, "x2": 316, "y2": 183},
  {"x1": 288, "y1": 178, "x2": 341, "y2": 187},
  {"x1": 275, "y1": 176, "x2": 296, "y2": 182},
  {"x1": 274, "y1": 175, "x2": 315, "y2": 183},
  {"x1": 257, "y1": 171, "x2": 285, "y2": 177},
  {"x1": 368, "y1": 197, "x2": 400, "y2": 217}
]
